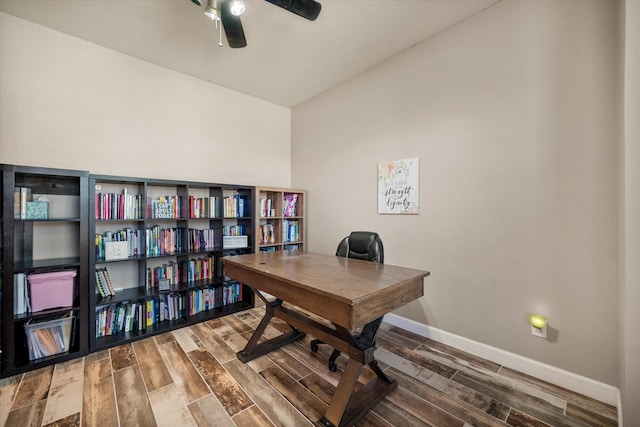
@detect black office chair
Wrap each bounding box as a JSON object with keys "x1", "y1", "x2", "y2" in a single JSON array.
[
  {"x1": 335, "y1": 231, "x2": 384, "y2": 264},
  {"x1": 310, "y1": 231, "x2": 384, "y2": 372}
]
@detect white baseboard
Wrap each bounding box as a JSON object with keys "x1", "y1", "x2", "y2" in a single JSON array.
[{"x1": 383, "y1": 313, "x2": 621, "y2": 413}]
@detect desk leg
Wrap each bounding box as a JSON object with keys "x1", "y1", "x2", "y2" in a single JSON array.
[
  {"x1": 319, "y1": 359, "x2": 362, "y2": 427},
  {"x1": 236, "y1": 290, "x2": 395, "y2": 426},
  {"x1": 237, "y1": 291, "x2": 306, "y2": 363},
  {"x1": 318, "y1": 357, "x2": 397, "y2": 427},
  {"x1": 316, "y1": 322, "x2": 396, "y2": 427}
]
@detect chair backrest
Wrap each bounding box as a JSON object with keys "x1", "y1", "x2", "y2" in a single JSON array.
[{"x1": 336, "y1": 231, "x2": 384, "y2": 264}]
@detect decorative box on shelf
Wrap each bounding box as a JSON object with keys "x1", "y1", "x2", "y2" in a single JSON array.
[
  {"x1": 26, "y1": 201, "x2": 49, "y2": 219},
  {"x1": 152, "y1": 202, "x2": 175, "y2": 219},
  {"x1": 25, "y1": 314, "x2": 74, "y2": 360},
  {"x1": 104, "y1": 241, "x2": 129, "y2": 260},
  {"x1": 223, "y1": 235, "x2": 248, "y2": 249},
  {"x1": 27, "y1": 270, "x2": 76, "y2": 312},
  {"x1": 158, "y1": 278, "x2": 171, "y2": 291}
]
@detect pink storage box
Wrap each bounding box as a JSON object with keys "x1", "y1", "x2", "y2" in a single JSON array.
[{"x1": 27, "y1": 270, "x2": 76, "y2": 312}]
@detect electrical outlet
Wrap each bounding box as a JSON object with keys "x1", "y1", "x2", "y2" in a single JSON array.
[{"x1": 531, "y1": 324, "x2": 547, "y2": 339}]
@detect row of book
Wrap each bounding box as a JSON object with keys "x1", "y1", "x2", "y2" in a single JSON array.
[
  {"x1": 222, "y1": 194, "x2": 247, "y2": 218},
  {"x1": 258, "y1": 223, "x2": 276, "y2": 244},
  {"x1": 95, "y1": 229, "x2": 142, "y2": 259},
  {"x1": 94, "y1": 228, "x2": 147, "y2": 259},
  {"x1": 13, "y1": 187, "x2": 32, "y2": 220},
  {"x1": 95, "y1": 192, "x2": 248, "y2": 220},
  {"x1": 95, "y1": 282, "x2": 243, "y2": 338},
  {"x1": 259, "y1": 245, "x2": 301, "y2": 253},
  {"x1": 96, "y1": 256, "x2": 215, "y2": 296},
  {"x1": 146, "y1": 262, "x2": 178, "y2": 292},
  {"x1": 95, "y1": 226, "x2": 222, "y2": 260},
  {"x1": 188, "y1": 281, "x2": 243, "y2": 315},
  {"x1": 96, "y1": 301, "x2": 145, "y2": 336},
  {"x1": 188, "y1": 228, "x2": 218, "y2": 251},
  {"x1": 145, "y1": 256, "x2": 214, "y2": 291},
  {"x1": 95, "y1": 190, "x2": 145, "y2": 220},
  {"x1": 94, "y1": 225, "x2": 182, "y2": 258},
  {"x1": 258, "y1": 194, "x2": 300, "y2": 218},
  {"x1": 147, "y1": 225, "x2": 180, "y2": 256},
  {"x1": 259, "y1": 197, "x2": 276, "y2": 218},
  {"x1": 189, "y1": 195, "x2": 221, "y2": 219},
  {"x1": 223, "y1": 225, "x2": 244, "y2": 236},
  {"x1": 95, "y1": 296, "x2": 184, "y2": 337},
  {"x1": 282, "y1": 220, "x2": 301, "y2": 243}
]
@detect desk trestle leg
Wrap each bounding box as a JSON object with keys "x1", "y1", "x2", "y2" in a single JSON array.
[
  {"x1": 237, "y1": 294, "x2": 306, "y2": 363},
  {"x1": 237, "y1": 289, "x2": 396, "y2": 427},
  {"x1": 318, "y1": 356, "x2": 397, "y2": 427}
]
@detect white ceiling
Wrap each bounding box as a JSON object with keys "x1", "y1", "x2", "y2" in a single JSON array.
[{"x1": 0, "y1": 0, "x2": 499, "y2": 107}]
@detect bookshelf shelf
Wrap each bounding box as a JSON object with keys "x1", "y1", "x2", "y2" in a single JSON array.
[
  {"x1": 14, "y1": 257, "x2": 83, "y2": 271},
  {"x1": 89, "y1": 175, "x2": 255, "y2": 352},
  {"x1": 1, "y1": 164, "x2": 89, "y2": 378},
  {"x1": 14, "y1": 306, "x2": 80, "y2": 322},
  {"x1": 255, "y1": 187, "x2": 306, "y2": 253}
]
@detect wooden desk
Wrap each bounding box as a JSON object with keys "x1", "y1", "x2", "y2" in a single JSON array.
[{"x1": 222, "y1": 251, "x2": 430, "y2": 427}]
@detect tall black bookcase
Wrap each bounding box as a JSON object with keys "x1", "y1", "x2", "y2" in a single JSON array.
[
  {"x1": 0, "y1": 164, "x2": 89, "y2": 377},
  {"x1": 88, "y1": 175, "x2": 255, "y2": 352}
]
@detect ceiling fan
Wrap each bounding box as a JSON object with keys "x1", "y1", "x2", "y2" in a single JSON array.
[{"x1": 190, "y1": 0, "x2": 322, "y2": 48}]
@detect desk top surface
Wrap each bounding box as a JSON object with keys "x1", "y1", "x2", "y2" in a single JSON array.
[{"x1": 222, "y1": 251, "x2": 430, "y2": 329}]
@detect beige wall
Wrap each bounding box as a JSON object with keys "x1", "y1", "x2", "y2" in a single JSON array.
[
  {"x1": 293, "y1": 0, "x2": 620, "y2": 390},
  {"x1": 622, "y1": 0, "x2": 640, "y2": 424},
  {"x1": 3, "y1": 0, "x2": 639, "y2": 422},
  {"x1": 0, "y1": 13, "x2": 291, "y2": 186}
]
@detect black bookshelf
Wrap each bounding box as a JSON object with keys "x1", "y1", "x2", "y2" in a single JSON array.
[
  {"x1": 0, "y1": 166, "x2": 258, "y2": 378},
  {"x1": 88, "y1": 175, "x2": 255, "y2": 352},
  {"x1": 0, "y1": 164, "x2": 89, "y2": 377}
]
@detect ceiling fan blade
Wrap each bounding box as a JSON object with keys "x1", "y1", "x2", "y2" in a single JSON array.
[
  {"x1": 190, "y1": 0, "x2": 203, "y2": 6},
  {"x1": 265, "y1": 0, "x2": 321, "y2": 21},
  {"x1": 221, "y1": 0, "x2": 247, "y2": 48}
]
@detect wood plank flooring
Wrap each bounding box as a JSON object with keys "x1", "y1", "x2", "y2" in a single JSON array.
[{"x1": 0, "y1": 306, "x2": 618, "y2": 427}]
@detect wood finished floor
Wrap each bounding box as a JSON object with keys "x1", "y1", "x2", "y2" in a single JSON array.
[{"x1": 0, "y1": 305, "x2": 618, "y2": 427}]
